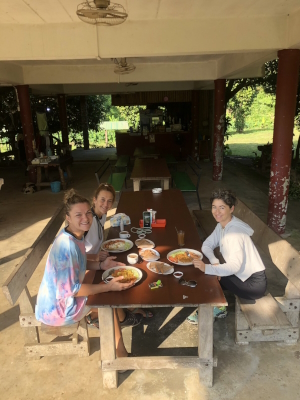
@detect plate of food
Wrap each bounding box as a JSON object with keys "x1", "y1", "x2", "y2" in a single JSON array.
[
  {"x1": 102, "y1": 266, "x2": 142, "y2": 284},
  {"x1": 139, "y1": 248, "x2": 160, "y2": 261},
  {"x1": 135, "y1": 238, "x2": 155, "y2": 249},
  {"x1": 147, "y1": 261, "x2": 174, "y2": 275},
  {"x1": 101, "y1": 238, "x2": 133, "y2": 253},
  {"x1": 167, "y1": 249, "x2": 203, "y2": 266}
]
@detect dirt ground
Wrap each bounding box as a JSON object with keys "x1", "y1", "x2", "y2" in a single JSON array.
[{"x1": 0, "y1": 152, "x2": 299, "y2": 400}]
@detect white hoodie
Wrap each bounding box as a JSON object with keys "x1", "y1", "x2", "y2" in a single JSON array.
[{"x1": 202, "y1": 215, "x2": 265, "y2": 282}]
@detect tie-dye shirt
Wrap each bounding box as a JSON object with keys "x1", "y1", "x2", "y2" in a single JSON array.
[{"x1": 35, "y1": 228, "x2": 88, "y2": 326}]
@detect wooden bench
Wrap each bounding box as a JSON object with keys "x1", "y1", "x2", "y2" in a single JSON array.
[
  {"x1": 2, "y1": 205, "x2": 90, "y2": 358},
  {"x1": 193, "y1": 199, "x2": 300, "y2": 345},
  {"x1": 95, "y1": 158, "x2": 127, "y2": 195},
  {"x1": 115, "y1": 155, "x2": 130, "y2": 172},
  {"x1": 172, "y1": 156, "x2": 202, "y2": 209}
]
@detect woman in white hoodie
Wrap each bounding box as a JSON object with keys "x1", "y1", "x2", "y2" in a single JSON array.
[{"x1": 188, "y1": 189, "x2": 267, "y2": 324}]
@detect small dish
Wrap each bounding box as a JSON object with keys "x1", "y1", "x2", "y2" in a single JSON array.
[
  {"x1": 135, "y1": 238, "x2": 155, "y2": 249},
  {"x1": 127, "y1": 253, "x2": 139, "y2": 265},
  {"x1": 152, "y1": 188, "x2": 162, "y2": 194},
  {"x1": 147, "y1": 261, "x2": 174, "y2": 275}
]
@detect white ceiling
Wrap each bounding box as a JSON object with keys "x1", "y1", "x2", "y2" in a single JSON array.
[{"x1": 0, "y1": 1, "x2": 299, "y2": 94}]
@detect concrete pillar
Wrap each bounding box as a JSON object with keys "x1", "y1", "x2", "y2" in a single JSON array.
[
  {"x1": 191, "y1": 90, "x2": 200, "y2": 159},
  {"x1": 16, "y1": 85, "x2": 36, "y2": 182},
  {"x1": 212, "y1": 79, "x2": 226, "y2": 181},
  {"x1": 57, "y1": 94, "x2": 69, "y2": 146},
  {"x1": 80, "y1": 96, "x2": 89, "y2": 150},
  {"x1": 267, "y1": 49, "x2": 300, "y2": 234}
]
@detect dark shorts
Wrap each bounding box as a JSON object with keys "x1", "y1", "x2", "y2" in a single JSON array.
[{"x1": 220, "y1": 270, "x2": 267, "y2": 300}]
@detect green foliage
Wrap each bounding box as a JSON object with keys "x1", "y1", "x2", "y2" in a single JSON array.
[
  {"x1": 227, "y1": 87, "x2": 258, "y2": 132},
  {"x1": 289, "y1": 179, "x2": 300, "y2": 200}
]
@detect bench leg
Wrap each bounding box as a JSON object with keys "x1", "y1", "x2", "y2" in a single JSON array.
[
  {"x1": 198, "y1": 305, "x2": 214, "y2": 387},
  {"x1": 133, "y1": 179, "x2": 140, "y2": 191},
  {"x1": 59, "y1": 167, "x2": 67, "y2": 190},
  {"x1": 162, "y1": 179, "x2": 169, "y2": 190},
  {"x1": 36, "y1": 167, "x2": 41, "y2": 191},
  {"x1": 98, "y1": 308, "x2": 118, "y2": 389}
]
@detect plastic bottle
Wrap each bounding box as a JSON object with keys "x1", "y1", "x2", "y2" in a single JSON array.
[{"x1": 120, "y1": 218, "x2": 124, "y2": 232}]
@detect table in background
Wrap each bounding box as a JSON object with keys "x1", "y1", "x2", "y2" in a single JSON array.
[
  {"x1": 30, "y1": 157, "x2": 73, "y2": 191},
  {"x1": 130, "y1": 158, "x2": 171, "y2": 191},
  {"x1": 87, "y1": 189, "x2": 227, "y2": 389},
  {"x1": 133, "y1": 146, "x2": 160, "y2": 158}
]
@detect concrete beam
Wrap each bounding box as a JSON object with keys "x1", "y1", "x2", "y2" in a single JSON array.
[
  {"x1": 0, "y1": 63, "x2": 24, "y2": 85},
  {"x1": 0, "y1": 17, "x2": 288, "y2": 61}
]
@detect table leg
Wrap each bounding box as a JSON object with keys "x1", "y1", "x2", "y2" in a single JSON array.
[
  {"x1": 59, "y1": 167, "x2": 67, "y2": 190},
  {"x1": 198, "y1": 305, "x2": 214, "y2": 387},
  {"x1": 133, "y1": 179, "x2": 141, "y2": 191},
  {"x1": 162, "y1": 179, "x2": 169, "y2": 190},
  {"x1": 98, "y1": 308, "x2": 118, "y2": 389},
  {"x1": 66, "y1": 165, "x2": 73, "y2": 182},
  {"x1": 36, "y1": 167, "x2": 41, "y2": 191}
]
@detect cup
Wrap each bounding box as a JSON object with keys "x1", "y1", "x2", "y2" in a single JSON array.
[
  {"x1": 127, "y1": 253, "x2": 138, "y2": 265},
  {"x1": 177, "y1": 230, "x2": 185, "y2": 247},
  {"x1": 119, "y1": 231, "x2": 130, "y2": 239}
]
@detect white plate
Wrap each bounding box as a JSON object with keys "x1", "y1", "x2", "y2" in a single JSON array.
[
  {"x1": 101, "y1": 238, "x2": 133, "y2": 253},
  {"x1": 146, "y1": 261, "x2": 174, "y2": 275},
  {"x1": 102, "y1": 266, "x2": 142, "y2": 285},
  {"x1": 135, "y1": 238, "x2": 155, "y2": 249},
  {"x1": 167, "y1": 248, "x2": 203, "y2": 266},
  {"x1": 152, "y1": 188, "x2": 162, "y2": 194},
  {"x1": 139, "y1": 248, "x2": 160, "y2": 261}
]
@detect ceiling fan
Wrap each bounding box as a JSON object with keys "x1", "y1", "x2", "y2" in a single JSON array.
[
  {"x1": 77, "y1": 0, "x2": 128, "y2": 26},
  {"x1": 114, "y1": 58, "x2": 136, "y2": 75}
]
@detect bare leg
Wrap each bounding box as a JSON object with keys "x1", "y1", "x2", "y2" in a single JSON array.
[{"x1": 113, "y1": 310, "x2": 128, "y2": 358}]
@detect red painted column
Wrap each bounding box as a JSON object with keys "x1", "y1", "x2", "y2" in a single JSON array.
[
  {"x1": 267, "y1": 49, "x2": 300, "y2": 234},
  {"x1": 57, "y1": 94, "x2": 69, "y2": 145},
  {"x1": 16, "y1": 85, "x2": 36, "y2": 182},
  {"x1": 212, "y1": 79, "x2": 226, "y2": 181}
]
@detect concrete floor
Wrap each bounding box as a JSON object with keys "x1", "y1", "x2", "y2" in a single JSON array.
[{"x1": 0, "y1": 152, "x2": 300, "y2": 400}]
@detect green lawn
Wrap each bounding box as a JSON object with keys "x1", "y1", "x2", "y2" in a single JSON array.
[{"x1": 226, "y1": 129, "x2": 299, "y2": 157}]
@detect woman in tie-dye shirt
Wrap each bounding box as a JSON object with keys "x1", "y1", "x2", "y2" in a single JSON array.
[{"x1": 35, "y1": 189, "x2": 134, "y2": 357}]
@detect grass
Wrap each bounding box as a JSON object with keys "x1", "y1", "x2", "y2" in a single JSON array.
[{"x1": 226, "y1": 129, "x2": 299, "y2": 157}]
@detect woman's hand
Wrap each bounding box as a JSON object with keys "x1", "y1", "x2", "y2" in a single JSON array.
[
  {"x1": 98, "y1": 250, "x2": 109, "y2": 261},
  {"x1": 107, "y1": 276, "x2": 135, "y2": 291},
  {"x1": 101, "y1": 256, "x2": 126, "y2": 271},
  {"x1": 193, "y1": 259, "x2": 206, "y2": 272}
]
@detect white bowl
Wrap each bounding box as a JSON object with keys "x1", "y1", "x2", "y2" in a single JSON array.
[
  {"x1": 152, "y1": 188, "x2": 162, "y2": 194},
  {"x1": 127, "y1": 253, "x2": 139, "y2": 265}
]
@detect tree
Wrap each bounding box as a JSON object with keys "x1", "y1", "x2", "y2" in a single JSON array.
[{"x1": 227, "y1": 87, "x2": 258, "y2": 132}]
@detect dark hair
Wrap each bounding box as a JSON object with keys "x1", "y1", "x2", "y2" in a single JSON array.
[
  {"x1": 64, "y1": 189, "x2": 90, "y2": 215},
  {"x1": 93, "y1": 183, "x2": 116, "y2": 205},
  {"x1": 210, "y1": 189, "x2": 237, "y2": 208}
]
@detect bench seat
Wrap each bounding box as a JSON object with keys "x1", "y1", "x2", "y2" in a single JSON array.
[
  {"x1": 115, "y1": 155, "x2": 130, "y2": 172},
  {"x1": 172, "y1": 156, "x2": 202, "y2": 209},
  {"x1": 107, "y1": 171, "x2": 127, "y2": 192},
  {"x1": 192, "y1": 200, "x2": 300, "y2": 344}
]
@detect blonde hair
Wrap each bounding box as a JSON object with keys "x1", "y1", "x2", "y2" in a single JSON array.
[
  {"x1": 64, "y1": 189, "x2": 91, "y2": 215},
  {"x1": 93, "y1": 183, "x2": 116, "y2": 206}
]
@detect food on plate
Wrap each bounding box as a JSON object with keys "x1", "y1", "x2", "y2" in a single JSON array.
[
  {"x1": 148, "y1": 262, "x2": 173, "y2": 274},
  {"x1": 110, "y1": 268, "x2": 138, "y2": 283},
  {"x1": 169, "y1": 250, "x2": 202, "y2": 264},
  {"x1": 135, "y1": 238, "x2": 154, "y2": 249},
  {"x1": 140, "y1": 249, "x2": 157, "y2": 260},
  {"x1": 103, "y1": 239, "x2": 131, "y2": 251}
]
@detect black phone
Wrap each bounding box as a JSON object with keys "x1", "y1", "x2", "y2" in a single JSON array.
[{"x1": 143, "y1": 211, "x2": 151, "y2": 227}]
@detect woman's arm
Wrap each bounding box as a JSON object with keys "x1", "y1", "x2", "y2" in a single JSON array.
[
  {"x1": 201, "y1": 226, "x2": 220, "y2": 264},
  {"x1": 205, "y1": 234, "x2": 244, "y2": 277},
  {"x1": 86, "y1": 250, "x2": 109, "y2": 262},
  {"x1": 75, "y1": 276, "x2": 134, "y2": 297}
]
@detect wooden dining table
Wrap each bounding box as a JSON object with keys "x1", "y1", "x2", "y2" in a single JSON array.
[
  {"x1": 87, "y1": 189, "x2": 227, "y2": 389},
  {"x1": 133, "y1": 146, "x2": 160, "y2": 159},
  {"x1": 130, "y1": 157, "x2": 171, "y2": 191}
]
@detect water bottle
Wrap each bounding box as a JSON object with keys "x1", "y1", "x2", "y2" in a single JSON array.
[{"x1": 120, "y1": 218, "x2": 124, "y2": 232}]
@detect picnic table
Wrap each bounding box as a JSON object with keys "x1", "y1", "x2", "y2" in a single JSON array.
[
  {"x1": 87, "y1": 189, "x2": 227, "y2": 388},
  {"x1": 133, "y1": 146, "x2": 160, "y2": 158},
  {"x1": 29, "y1": 157, "x2": 73, "y2": 191},
  {"x1": 130, "y1": 158, "x2": 171, "y2": 191}
]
